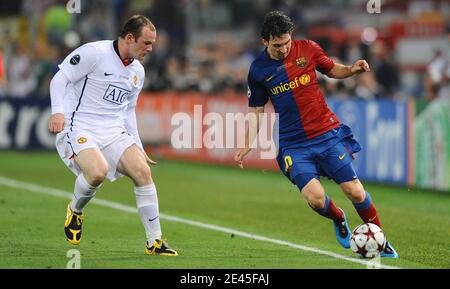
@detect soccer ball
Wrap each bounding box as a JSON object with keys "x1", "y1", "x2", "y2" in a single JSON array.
[{"x1": 350, "y1": 223, "x2": 386, "y2": 258}]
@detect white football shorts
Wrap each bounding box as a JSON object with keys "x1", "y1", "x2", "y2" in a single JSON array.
[{"x1": 55, "y1": 129, "x2": 137, "y2": 181}]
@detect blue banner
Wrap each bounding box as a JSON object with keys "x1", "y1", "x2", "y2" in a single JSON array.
[
  {"x1": 0, "y1": 98, "x2": 55, "y2": 149},
  {"x1": 327, "y1": 99, "x2": 411, "y2": 185},
  {"x1": 0, "y1": 96, "x2": 414, "y2": 185}
]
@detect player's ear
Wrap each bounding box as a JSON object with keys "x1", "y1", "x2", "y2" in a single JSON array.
[
  {"x1": 261, "y1": 38, "x2": 269, "y2": 47},
  {"x1": 126, "y1": 33, "x2": 135, "y2": 43}
]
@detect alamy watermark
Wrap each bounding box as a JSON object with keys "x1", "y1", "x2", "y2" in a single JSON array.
[
  {"x1": 170, "y1": 105, "x2": 278, "y2": 159},
  {"x1": 366, "y1": 0, "x2": 381, "y2": 14},
  {"x1": 66, "y1": 0, "x2": 81, "y2": 14},
  {"x1": 66, "y1": 249, "x2": 81, "y2": 269}
]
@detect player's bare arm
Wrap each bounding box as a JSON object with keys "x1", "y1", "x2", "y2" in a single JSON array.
[
  {"x1": 234, "y1": 106, "x2": 265, "y2": 168},
  {"x1": 326, "y1": 60, "x2": 370, "y2": 79}
]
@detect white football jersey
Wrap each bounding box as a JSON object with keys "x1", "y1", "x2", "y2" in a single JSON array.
[{"x1": 58, "y1": 40, "x2": 145, "y2": 134}]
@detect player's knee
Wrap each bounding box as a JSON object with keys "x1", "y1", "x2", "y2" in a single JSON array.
[
  {"x1": 341, "y1": 180, "x2": 365, "y2": 202},
  {"x1": 133, "y1": 165, "x2": 153, "y2": 186},
  {"x1": 90, "y1": 171, "x2": 107, "y2": 186},
  {"x1": 86, "y1": 165, "x2": 108, "y2": 186},
  {"x1": 301, "y1": 187, "x2": 326, "y2": 210},
  {"x1": 351, "y1": 190, "x2": 365, "y2": 203},
  {"x1": 296, "y1": 174, "x2": 324, "y2": 209},
  {"x1": 304, "y1": 193, "x2": 326, "y2": 210}
]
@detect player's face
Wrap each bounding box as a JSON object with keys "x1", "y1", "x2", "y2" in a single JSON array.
[
  {"x1": 263, "y1": 33, "x2": 292, "y2": 61},
  {"x1": 130, "y1": 26, "x2": 156, "y2": 61}
]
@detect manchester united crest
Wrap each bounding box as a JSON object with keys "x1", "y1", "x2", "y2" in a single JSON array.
[
  {"x1": 77, "y1": 137, "x2": 87, "y2": 144},
  {"x1": 296, "y1": 57, "x2": 307, "y2": 68}
]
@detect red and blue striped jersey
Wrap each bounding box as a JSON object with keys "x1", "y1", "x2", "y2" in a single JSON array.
[{"x1": 248, "y1": 40, "x2": 341, "y2": 148}]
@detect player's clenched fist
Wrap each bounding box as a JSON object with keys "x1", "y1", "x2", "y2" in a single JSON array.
[
  {"x1": 350, "y1": 59, "x2": 370, "y2": 74},
  {"x1": 48, "y1": 113, "x2": 66, "y2": 134}
]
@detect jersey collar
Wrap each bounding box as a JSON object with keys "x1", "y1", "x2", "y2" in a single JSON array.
[{"x1": 113, "y1": 39, "x2": 134, "y2": 67}]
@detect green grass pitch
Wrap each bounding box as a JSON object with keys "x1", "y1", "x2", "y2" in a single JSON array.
[{"x1": 0, "y1": 151, "x2": 449, "y2": 268}]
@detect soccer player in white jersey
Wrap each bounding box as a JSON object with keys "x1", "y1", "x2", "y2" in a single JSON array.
[{"x1": 48, "y1": 15, "x2": 177, "y2": 256}]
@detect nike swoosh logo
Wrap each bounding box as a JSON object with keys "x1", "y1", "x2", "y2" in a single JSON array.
[
  {"x1": 338, "y1": 153, "x2": 346, "y2": 160},
  {"x1": 265, "y1": 75, "x2": 274, "y2": 82},
  {"x1": 148, "y1": 216, "x2": 159, "y2": 222},
  {"x1": 104, "y1": 72, "x2": 114, "y2": 76},
  {"x1": 368, "y1": 216, "x2": 377, "y2": 222}
]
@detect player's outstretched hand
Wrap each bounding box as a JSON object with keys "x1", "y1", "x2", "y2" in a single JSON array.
[
  {"x1": 48, "y1": 113, "x2": 66, "y2": 134},
  {"x1": 234, "y1": 148, "x2": 251, "y2": 169},
  {"x1": 351, "y1": 59, "x2": 370, "y2": 74}
]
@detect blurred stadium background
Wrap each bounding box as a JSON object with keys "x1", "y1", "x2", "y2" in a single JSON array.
[{"x1": 0, "y1": 0, "x2": 449, "y2": 269}]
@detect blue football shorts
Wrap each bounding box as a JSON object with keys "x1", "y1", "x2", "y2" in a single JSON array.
[{"x1": 276, "y1": 125, "x2": 361, "y2": 189}]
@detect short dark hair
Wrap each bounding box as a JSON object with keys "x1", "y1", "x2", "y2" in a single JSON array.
[
  {"x1": 119, "y1": 15, "x2": 155, "y2": 40},
  {"x1": 260, "y1": 11, "x2": 294, "y2": 41}
]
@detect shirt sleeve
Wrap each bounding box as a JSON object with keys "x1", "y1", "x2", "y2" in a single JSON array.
[
  {"x1": 49, "y1": 70, "x2": 70, "y2": 114},
  {"x1": 309, "y1": 40, "x2": 334, "y2": 74},
  {"x1": 124, "y1": 75, "x2": 145, "y2": 150},
  {"x1": 125, "y1": 103, "x2": 144, "y2": 150},
  {"x1": 58, "y1": 44, "x2": 99, "y2": 82},
  {"x1": 247, "y1": 69, "x2": 269, "y2": 107}
]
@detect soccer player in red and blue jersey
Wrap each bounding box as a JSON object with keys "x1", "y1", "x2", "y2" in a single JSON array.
[{"x1": 234, "y1": 11, "x2": 398, "y2": 258}]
